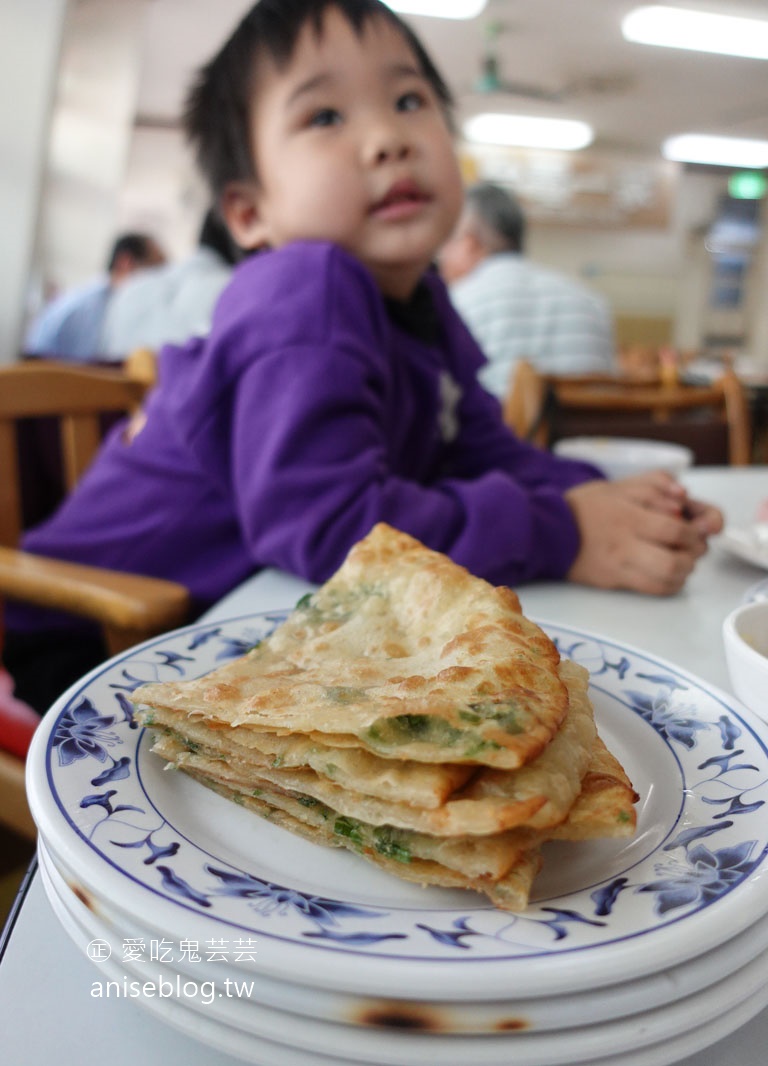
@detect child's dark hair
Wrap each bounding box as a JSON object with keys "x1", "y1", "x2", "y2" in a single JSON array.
[{"x1": 184, "y1": 0, "x2": 454, "y2": 200}]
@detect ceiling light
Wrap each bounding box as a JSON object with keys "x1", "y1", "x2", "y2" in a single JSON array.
[
  {"x1": 662, "y1": 134, "x2": 768, "y2": 168},
  {"x1": 463, "y1": 113, "x2": 594, "y2": 151},
  {"x1": 622, "y1": 5, "x2": 768, "y2": 60},
  {"x1": 385, "y1": 0, "x2": 487, "y2": 19}
]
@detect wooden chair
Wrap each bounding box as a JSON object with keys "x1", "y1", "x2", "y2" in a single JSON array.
[
  {"x1": 0, "y1": 360, "x2": 191, "y2": 840},
  {"x1": 503, "y1": 362, "x2": 753, "y2": 465},
  {"x1": 502, "y1": 360, "x2": 549, "y2": 442},
  {"x1": 124, "y1": 346, "x2": 158, "y2": 389}
]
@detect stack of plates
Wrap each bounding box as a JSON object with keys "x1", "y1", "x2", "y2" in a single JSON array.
[{"x1": 27, "y1": 612, "x2": 768, "y2": 1066}]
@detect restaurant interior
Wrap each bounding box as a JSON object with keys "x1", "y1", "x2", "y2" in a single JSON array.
[
  {"x1": 2, "y1": 0, "x2": 768, "y2": 938},
  {"x1": 6, "y1": 0, "x2": 768, "y2": 364}
]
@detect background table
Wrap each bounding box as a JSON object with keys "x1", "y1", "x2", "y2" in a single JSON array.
[{"x1": 2, "y1": 466, "x2": 767, "y2": 1066}]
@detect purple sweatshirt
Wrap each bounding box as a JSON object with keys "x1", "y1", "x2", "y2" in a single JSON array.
[{"x1": 13, "y1": 241, "x2": 601, "y2": 629}]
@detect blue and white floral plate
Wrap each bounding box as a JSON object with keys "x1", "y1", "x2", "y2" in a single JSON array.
[
  {"x1": 39, "y1": 824, "x2": 768, "y2": 1037},
  {"x1": 38, "y1": 836, "x2": 768, "y2": 1066},
  {"x1": 26, "y1": 612, "x2": 768, "y2": 1003}
]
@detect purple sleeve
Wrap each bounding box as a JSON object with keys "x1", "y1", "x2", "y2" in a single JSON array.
[
  {"x1": 439, "y1": 379, "x2": 605, "y2": 585},
  {"x1": 430, "y1": 269, "x2": 604, "y2": 493},
  {"x1": 225, "y1": 265, "x2": 602, "y2": 588}
]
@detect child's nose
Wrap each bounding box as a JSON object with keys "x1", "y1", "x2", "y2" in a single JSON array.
[{"x1": 364, "y1": 118, "x2": 412, "y2": 165}]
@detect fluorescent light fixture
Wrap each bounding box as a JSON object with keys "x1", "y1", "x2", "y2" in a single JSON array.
[
  {"x1": 662, "y1": 133, "x2": 768, "y2": 168},
  {"x1": 463, "y1": 113, "x2": 593, "y2": 151},
  {"x1": 385, "y1": 0, "x2": 486, "y2": 19},
  {"x1": 622, "y1": 5, "x2": 768, "y2": 60}
]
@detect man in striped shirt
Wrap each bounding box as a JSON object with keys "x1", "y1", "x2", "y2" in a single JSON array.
[{"x1": 440, "y1": 182, "x2": 615, "y2": 400}]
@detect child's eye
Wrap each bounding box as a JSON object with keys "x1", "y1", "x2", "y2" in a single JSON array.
[
  {"x1": 308, "y1": 108, "x2": 342, "y2": 128},
  {"x1": 396, "y1": 91, "x2": 425, "y2": 113}
]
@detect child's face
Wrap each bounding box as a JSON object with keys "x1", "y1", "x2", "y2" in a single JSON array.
[{"x1": 224, "y1": 8, "x2": 464, "y2": 300}]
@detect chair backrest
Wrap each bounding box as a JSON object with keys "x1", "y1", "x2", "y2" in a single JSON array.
[
  {"x1": 502, "y1": 360, "x2": 549, "y2": 441},
  {"x1": 0, "y1": 360, "x2": 188, "y2": 843},
  {"x1": 504, "y1": 362, "x2": 752, "y2": 466},
  {"x1": 0, "y1": 360, "x2": 147, "y2": 548},
  {"x1": 124, "y1": 347, "x2": 158, "y2": 389}
]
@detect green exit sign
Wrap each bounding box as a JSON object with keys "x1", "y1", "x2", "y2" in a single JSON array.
[{"x1": 729, "y1": 171, "x2": 767, "y2": 199}]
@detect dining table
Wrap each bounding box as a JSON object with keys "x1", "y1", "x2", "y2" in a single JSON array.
[{"x1": 2, "y1": 464, "x2": 767, "y2": 1066}]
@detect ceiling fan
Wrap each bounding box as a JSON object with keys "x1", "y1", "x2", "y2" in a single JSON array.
[
  {"x1": 473, "y1": 21, "x2": 563, "y2": 100},
  {"x1": 472, "y1": 20, "x2": 630, "y2": 103}
]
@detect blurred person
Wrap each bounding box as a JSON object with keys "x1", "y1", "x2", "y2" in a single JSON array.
[
  {"x1": 24, "y1": 232, "x2": 165, "y2": 362},
  {"x1": 440, "y1": 182, "x2": 615, "y2": 399},
  {"x1": 100, "y1": 208, "x2": 241, "y2": 358},
  {"x1": 4, "y1": 0, "x2": 722, "y2": 714}
]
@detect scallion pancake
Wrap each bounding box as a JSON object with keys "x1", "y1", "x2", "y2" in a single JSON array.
[
  {"x1": 134, "y1": 524, "x2": 568, "y2": 769},
  {"x1": 135, "y1": 708, "x2": 473, "y2": 809}
]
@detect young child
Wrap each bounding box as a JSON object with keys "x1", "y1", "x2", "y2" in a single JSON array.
[{"x1": 6, "y1": 0, "x2": 721, "y2": 711}]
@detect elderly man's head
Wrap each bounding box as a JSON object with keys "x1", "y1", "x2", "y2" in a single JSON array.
[
  {"x1": 439, "y1": 181, "x2": 526, "y2": 284},
  {"x1": 107, "y1": 233, "x2": 166, "y2": 284}
]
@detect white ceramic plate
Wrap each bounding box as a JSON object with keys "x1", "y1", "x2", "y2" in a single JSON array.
[
  {"x1": 40, "y1": 828, "x2": 768, "y2": 1036},
  {"x1": 26, "y1": 613, "x2": 768, "y2": 1003},
  {"x1": 716, "y1": 524, "x2": 768, "y2": 571},
  {"x1": 552, "y1": 437, "x2": 694, "y2": 479},
  {"x1": 37, "y1": 841, "x2": 768, "y2": 1066}
]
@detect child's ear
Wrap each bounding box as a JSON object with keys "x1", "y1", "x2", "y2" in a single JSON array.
[{"x1": 220, "y1": 181, "x2": 270, "y2": 251}]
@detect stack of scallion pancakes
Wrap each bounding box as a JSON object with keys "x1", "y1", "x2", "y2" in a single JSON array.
[{"x1": 133, "y1": 525, "x2": 638, "y2": 911}]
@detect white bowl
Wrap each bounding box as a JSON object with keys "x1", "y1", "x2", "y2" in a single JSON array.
[
  {"x1": 723, "y1": 600, "x2": 768, "y2": 721},
  {"x1": 553, "y1": 437, "x2": 694, "y2": 480}
]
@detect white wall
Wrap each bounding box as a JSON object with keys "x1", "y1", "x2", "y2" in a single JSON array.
[
  {"x1": 748, "y1": 196, "x2": 768, "y2": 361},
  {"x1": 113, "y1": 125, "x2": 209, "y2": 262},
  {"x1": 0, "y1": 0, "x2": 68, "y2": 364},
  {"x1": 30, "y1": 0, "x2": 151, "y2": 310},
  {"x1": 24, "y1": 0, "x2": 207, "y2": 319},
  {"x1": 509, "y1": 166, "x2": 768, "y2": 361},
  {"x1": 527, "y1": 169, "x2": 728, "y2": 323}
]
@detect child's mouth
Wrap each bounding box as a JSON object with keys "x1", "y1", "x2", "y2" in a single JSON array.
[{"x1": 371, "y1": 180, "x2": 430, "y2": 219}]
